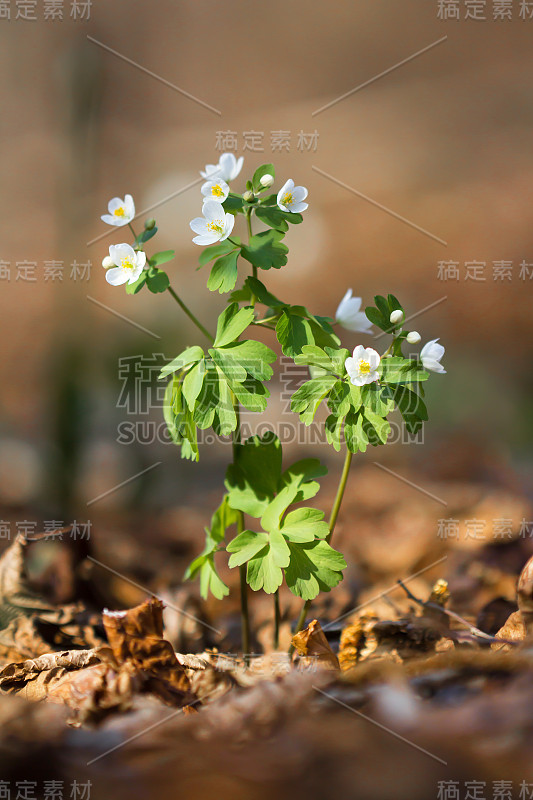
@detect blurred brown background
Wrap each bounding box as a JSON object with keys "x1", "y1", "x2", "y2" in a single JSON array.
[{"x1": 0, "y1": 0, "x2": 532, "y2": 559}]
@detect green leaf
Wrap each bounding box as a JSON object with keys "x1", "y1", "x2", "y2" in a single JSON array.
[
  {"x1": 380, "y1": 357, "x2": 429, "y2": 384},
  {"x1": 240, "y1": 230, "x2": 288, "y2": 271},
  {"x1": 182, "y1": 359, "x2": 206, "y2": 411},
  {"x1": 281, "y1": 507, "x2": 329, "y2": 542},
  {"x1": 391, "y1": 384, "x2": 428, "y2": 435},
  {"x1": 149, "y1": 250, "x2": 175, "y2": 267},
  {"x1": 146, "y1": 267, "x2": 170, "y2": 293},
  {"x1": 209, "y1": 495, "x2": 240, "y2": 543},
  {"x1": 136, "y1": 226, "x2": 158, "y2": 245},
  {"x1": 125, "y1": 271, "x2": 147, "y2": 295},
  {"x1": 225, "y1": 432, "x2": 283, "y2": 517},
  {"x1": 210, "y1": 339, "x2": 276, "y2": 383},
  {"x1": 245, "y1": 276, "x2": 285, "y2": 309},
  {"x1": 279, "y1": 458, "x2": 328, "y2": 504},
  {"x1": 285, "y1": 540, "x2": 346, "y2": 600},
  {"x1": 276, "y1": 310, "x2": 313, "y2": 359},
  {"x1": 246, "y1": 530, "x2": 290, "y2": 594},
  {"x1": 214, "y1": 303, "x2": 255, "y2": 348},
  {"x1": 193, "y1": 361, "x2": 219, "y2": 430},
  {"x1": 227, "y1": 530, "x2": 269, "y2": 568},
  {"x1": 290, "y1": 376, "x2": 337, "y2": 424},
  {"x1": 198, "y1": 240, "x2": 237, "y2": 267},
  {"x1": 206, "y1": 250, "x2": 240, "y2": 293},
  {"x1": 344, "y1": 410, "x2": 369, "y2": 454},
  {"x1": 223, "y1": 193, "x2": 244, "y2": 213},
  {"x1": 213, "y1": 369, "x2": 238, "y2": 436},
  {"x1": 252, "y1": 163, "x2": 275, "y2": 192},
  {"x1": 361, "y1": 384, "x2": 395, "y2": 416},
  {"x1": 159, "y1": 346, "x2": 204, "y2": 379},
  {"x1": 200, "y1": 559, "x2": 229, "y2": 600},
  {"x1": 255, "y1": 205, "x2": 302, "y2": 233},
  {"x1": 363, "y1": 407, "x2": 391, "y2": 444},
  {"x1": 163, "y1": 376, "x2": 199, "y2": 461},
  {"x1": 232, "y1": 377, "x2": 270, "y2": 413}
]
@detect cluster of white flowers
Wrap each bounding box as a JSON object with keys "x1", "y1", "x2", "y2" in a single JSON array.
[
  {"x1": 97, "y1": 165, "x2": 445, "y2": 384},
  {"x1": 336, "y1": 290, "x2": 446, "y2": 384},
  {"x1": 190, "y1": 153, "x2": 309, "y2": 245},
  {"x1": 100, "y1": 194, "x2": 146, "y2": 286}
]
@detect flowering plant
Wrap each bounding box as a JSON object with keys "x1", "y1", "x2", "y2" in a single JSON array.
[{"x1": 100, "y1": 155, "x2": 445, "y2": 650}]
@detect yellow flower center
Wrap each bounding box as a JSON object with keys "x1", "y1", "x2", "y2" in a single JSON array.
[
  {"x1": 207, "y1": 220, "x2": 224, "y2": 234},
  {"x1": 211, "y1": 184, "x2": 224, "y2": 198},
  {"x1": 282, "y1": 192, "x2": 293, "y2": 206},
  {"x1": 358, "y1": 360, "x2": 371, "y2": 375},
  {"x1": 121, "y1": 257, "x2": 135, "y2": 270},
  {"x1": 113, "y1": 207, "x2": 126, "y2": 217}
]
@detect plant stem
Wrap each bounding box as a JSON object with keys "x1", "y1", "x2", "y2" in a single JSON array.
[
  {"x1": 245, "y1": 208, "x2": 258, "y2": 303},
  {"x1": 128, "y1": 222, "x2": 138, "y2": 241},
  {"x1": 166, "y1": 286, "x2": 214, "y2": 343},
  {"x1": 274, "y1": 589, "x2": 281, "y2": 650},
  {"x1": 326, "y1": 448, "x2": 353, "y2": 544},
  {"x1": 231, "y1": 396, "x2": 250, "y2": 656},
  {"x1": 289, "y1": 448, "x2": 353, "y2": 653}
]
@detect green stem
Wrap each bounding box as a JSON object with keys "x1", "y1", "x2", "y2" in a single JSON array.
[
  {"x1": 232, "y1": 395, "x2": 250, "y2": 656},
  {"x1": 245, "y1": 209, "x2": 258, "y2": 303},
  {"x1": 166, "y1": 286, "x2": 214, "y2": 343},
  {"x1": 289, "y1": 448, "x2": 353, "y2": 654},
  {"x1": 274, "y1": 589, "x2": 281, "y2": 650},
  {"x1": 128, "y1": 222, "x2": 138, "y2": 241}
]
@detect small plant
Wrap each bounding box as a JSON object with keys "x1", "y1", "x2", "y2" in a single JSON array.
[{"x1": 100, "y1": 154, "x2": 446, "y2": 652}]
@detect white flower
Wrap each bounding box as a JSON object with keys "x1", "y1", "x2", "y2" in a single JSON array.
[
  {"x1": 105, "y1": 243, "x2": 146, "y2": 286},
  {"x1": 390, "y1": 309, "x2": 403, "y2": 324},
  {"x1": 189, "y1": 200, "x2": 235, "y2": 246},
  {"x1": 201, "y1": 178, "x2": 230, "y2": 203},
  {"x1": 420, "y1": 339, "x2": 446, "y2": 373},
  {"x1": 336, "y1": 289, "x2": 373, "y2": 334},
  {"x1": 101, "y1": 255, "x2": 114, "y2": 269},
  {"x1": 406, "y1": 331, "x2": 421, "y2": 344},
  {"x1": 101, "y1": 194, "x2": 135, "y2": 227},
  {"x1": 200, "y1": 153, "x2": 243, "y2": 183},
  {"x1": 277, "y1": 179, "x2": 308, "y2": 213},
  {"x1": 260, "y1": 174, "x2": 274, "y2": 188},
  {"x1": 345, "y1": 346, "x2": 381, "y2": 386}
]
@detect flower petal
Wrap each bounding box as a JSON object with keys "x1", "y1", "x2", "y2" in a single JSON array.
[
  {"x1": 105, "y1": 267, "x2": 128, "y2": 286},
  {"x1": 291, "y1": 202, "x2": 309, "y2": 213},
  {"x1": 193, "y1": 233, "x2": 219, "y2": 245},
  {"x1": 202, "y1": 200, "x2": 225, "y2": 222},
  {"x1": 190, "y1": 217, "x2": 208, "y2": 235}
]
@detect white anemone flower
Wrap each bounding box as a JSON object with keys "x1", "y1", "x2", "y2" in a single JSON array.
[
  {"x1": 101, "y1": 194, "x2": 135, "y2": 227},
  {"x1": 189, "y1": 200, "x2": 235, "y2": 246},
  {"x1": 420, "y1": 339, "x2": 446, "y2": 373},
  {"x1": 277, "y1": 178, "x2": 308, "y2": 213},
  {"x1": 201, "y1": 178, "x2": 230, "y2": 203},
  {"x1": 336, "y1": 289, "x2": 373, "y2": 334},
  {"x1": 105, "y1": 243, "x2": 146, "y2": 286},
  {"x1": 200, "y1": 153, "x2": 244, "y2": 182},
  {"x1": 345, "y1": 345, "x2": 381, "y2": 387}
]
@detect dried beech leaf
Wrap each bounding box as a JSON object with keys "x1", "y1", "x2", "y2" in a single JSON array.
[
  {"x1": 0, "y1": 535, "x2": 57, "y2": 628},
  {"x1": 517, "y1": 554, "x2": 533, "y2": 635},
  {"x1": 291, "y1": 619, "x2": 339, "y2": 670},
  {"x1": 102, "y1": 599, "x2": 193, "y2": 703}
]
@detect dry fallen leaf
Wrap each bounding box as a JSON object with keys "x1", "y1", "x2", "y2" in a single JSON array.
[{"x1": 291, "y1": 620, "x2": 339, "y2": 670}]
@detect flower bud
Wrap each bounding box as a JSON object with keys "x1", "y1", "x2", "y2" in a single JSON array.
[
  {"x1": 102, "y1": 255, "x2": 114, "y2": 269},
  {"x1": 260, "y1": 174, "x2": 274, "y2": 188},
  {"x1": 145, "y1": 218, "x2": 156, "y2": 230},
  {"x1": 243, "y1": 190, "x2": 254, "y2": 202},
  {"x1": 390, "y1": 309, "x2": 403, "y2": 324},
  {"x1": 406, "y1": 331, "x2": 421, "y2": 344}
]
